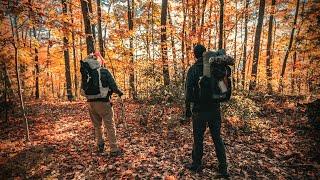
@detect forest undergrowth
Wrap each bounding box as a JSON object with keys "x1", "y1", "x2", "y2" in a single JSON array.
[{"x1": 0, "y1": 95, "x2": 319, "y2": 179}]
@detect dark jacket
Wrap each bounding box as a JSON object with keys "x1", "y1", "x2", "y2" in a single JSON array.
[
  {"x1": 185, "y1": 58, "x2": 219, "y2": 114},
  {"x1": 100, "y1": 68, "x2": 122, "y2": 96},
  {"x1": 87, "y1": 68, "x2": 123, "y2": 102}
]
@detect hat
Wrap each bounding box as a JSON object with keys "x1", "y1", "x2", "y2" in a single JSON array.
[{"x1": 194, "y1": 44, "x2": 206, "y2": 59}]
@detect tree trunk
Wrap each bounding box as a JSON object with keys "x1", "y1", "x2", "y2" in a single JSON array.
[
  {"x1": 88, "y1": 0, "x2": 96, "y2": 43},
  {"x1": 249, "y1": 0, "x2": 265, "y2": 91},
  {"x1": 291, "y1": 51, "x2": 297, "y2": 93},
  {"x1": 45, "y1": 31, "x2": 51, "y2": 98},
  {"x1": 218, "y1": 0, "x2": 224, "y2": 49},
  {"x1": 292, "y1": 1, "x2": 305, "y2": 94},
  {"x1": 185, "y1": 0, "x2": 191, "y2": 67},
  {"x1": 191, "y1": 0, "x2": 196, "y2": 45},
  {"x1": 11, "y1": 16, "x2": 30, "y2": 142},
  {"x1": 197, "y1": 0, "x2": 207, "y2": 43},
  {"x1": 97, "y1": 0, "x2": 105, "y2": 58},
  {"x1": 214, "y1": 11, "x2": 218, "y2": 49},
  {"x1": 81, "y1": 0, "x2": 95, "y2": 54},
  {"x1": 266, "y1": 0, "x2": 276, "y2": 93},
  {"x1": 181, "y1": 0, "x2": 186, "y2": 80},
  {"x1": 168, "y1": 5, "x2": 178, "y2": 82},
  {"x1": 279, "y1": 0, "x2": 300, "y2": 92},
  {"x1": 206, "y1": 2, "x2": 213, "y2": 49},
  {"x1": 233, "y1": 0, "x2": 238, "y2": 89},
  {"x1": 2, "y1": 63, "x2": 9, "y2": 122},
  {"x1": 161, "y1": 0, "x2": 170, "y2": 86},
  {"x1": 151, "y1": 0, "x2": 156, "y2": 73},
  {"x1": 62, "y1": 0, "x2": 73, "y2": 101},
  {"x1": 32, "y1": 28, "x2": 40, "y2": 99},
  {"x1": 70, "y1": 3, "x2": 78, "y2": 97},
  {"x1": 242, "y1": 0, "x2": 249, "y2": 89},
  {"x1": 128, "y1": 0, "x2": 137, "y2": 99},
  {"x1": 146, "y1": 1, "x2": 151, "y2": 62}
]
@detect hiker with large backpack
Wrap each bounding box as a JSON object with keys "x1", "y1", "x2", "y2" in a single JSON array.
[
  {"x1": 80, "y1": 51, "x2": 124, "y2": 156},
  {"x1": 183, "y1": 44, "x2": 234, "y2": 177}
]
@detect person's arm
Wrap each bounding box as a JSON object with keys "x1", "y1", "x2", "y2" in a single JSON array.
[
  {"x1": 102, "y1": 69, "x2": 123, "y2": 96},
  {"x1": 185, "y1": 67, "x2": 195, "y2": 118}
]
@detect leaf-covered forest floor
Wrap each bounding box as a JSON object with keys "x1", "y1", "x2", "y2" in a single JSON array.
[{"x1": 0, "y1": 96, "x2": 319, "y2": 179}]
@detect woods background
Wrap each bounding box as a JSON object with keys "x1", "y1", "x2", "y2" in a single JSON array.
[
  {"x1": 0, "y1": 0, "x2": 319, "y2": 102},
  {"x1": 0, "y1": 0, "x2": 320, "y2": 179}
]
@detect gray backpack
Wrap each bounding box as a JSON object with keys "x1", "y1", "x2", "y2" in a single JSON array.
[
  {"x1": 199, "y1": 49, "x2": 234, "y2": 103},
  {"x1": 80, "y1": 57, "x2": 110, "y2": 99}
]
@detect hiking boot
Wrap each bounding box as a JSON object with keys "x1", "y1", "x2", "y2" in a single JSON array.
[
  {"x1": 98, "y1": 143, "x2": 105, "y2": 153},
  {"x1": 218, "y1": 167, "x2": 230, "y2": 178},
  {"x1": 110, "y1": 149, "x2": 124, "y2": 157},
  {"x1": 185, "y1": 163, "x2": 203, "y2": 173}
]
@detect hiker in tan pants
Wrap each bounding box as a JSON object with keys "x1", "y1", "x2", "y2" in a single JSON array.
[
  {"x1": 80, "y1": 52, "x2": 123, "y2": 156},
  {"x1": 88, "y1": 101, "x2": 119, "y2": 154}
]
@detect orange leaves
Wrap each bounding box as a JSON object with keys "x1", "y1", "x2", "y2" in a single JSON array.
[
  {"x1": 165, "y1": 175, "x2": 176, "y2": 180},
  {"x1": 1, "y1": 95, "x2": 320, "y2": 179}
]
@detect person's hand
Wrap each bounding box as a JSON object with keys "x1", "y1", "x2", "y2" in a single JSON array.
[{"x1": 94, "y1": 51, "x2": 101, "y2": 57}]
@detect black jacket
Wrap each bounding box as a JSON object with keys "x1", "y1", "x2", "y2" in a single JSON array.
[
  {"x1": 100, "y1": 68, "x2": 122, "y2": 96},
  {"x1": 87, "y1": 68, "x2": 123, "y2": 102},
  {"x1": 185, "y1": 58, "x2": 220, "y2": 114}
]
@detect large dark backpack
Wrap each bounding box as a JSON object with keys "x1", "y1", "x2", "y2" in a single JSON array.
[
  {"x1": 80, "y1": 57, "x2": 110, "y2": 99},
  {"x1": 198, "y1": 49, "x2": 234, "y2": 103}
]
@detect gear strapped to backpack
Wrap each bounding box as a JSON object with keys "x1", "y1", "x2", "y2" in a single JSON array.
[
  {"x1": 80, "y1": 56, "x2": 110, "y2": 99},
  {"x1": 198, "y1": 49, "x2": 234, "y2": 103}
]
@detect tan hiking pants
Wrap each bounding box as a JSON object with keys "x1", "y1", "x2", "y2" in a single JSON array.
[{"x1": 87, "y1": 101, "x2": 119, "y2": 152}]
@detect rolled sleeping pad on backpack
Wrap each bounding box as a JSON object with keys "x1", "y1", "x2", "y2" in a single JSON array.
[
  {"x1": 203, "y1": 49, "x2": 234, "y2": 76},
  {"x1": 202, "y1": 49, "x2": 234, "y2": 102},
  {"x1": 208, "y1": 49, "x2": 235, "y2": 66},
  {"x1": 203, "y1": 51, "x2": 216, "y2": 77}
]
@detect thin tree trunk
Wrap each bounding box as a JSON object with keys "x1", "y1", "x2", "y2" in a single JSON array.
[
  {"x1": 2, "y1": 63, "x2": 9, "y2": 122},
  {"x1": 97, "y1": 0, "x2": 105, "y2": 58},
  {"x1": 151, "y1": 0, "x2": 155, "y2": 73},
  {"x1": 146, "y1": 1, "x2": 151, "y2": 62},
  {"x1": 80, "y1": 20, "x2": 84, "y2": 61},
  {"x1": 218, "y1": 0, "x2": 224, "y2": 49},
  {"x1": 207, "y1": 2, "x2": 213, "y2": 49},
  {"x1": 191, "y1": 0, "x2": 196, "y2": 45},
  {"x1": 186, "y1": 0, "x2": 191, "y2": 67},
  {"x1": 266, "y1": 0, "x2": 276, "y2": 93},
  {"x1": 88, "y1": 0, "x2": 96, "y2": 43},
  {"x1": 181, "y1": 0, "x2": 186, "y2": 80},
  {"x1": 292, "y1": 1, "x2": 305, "y2": 94},
  {"x1": 242, "y1": 0, "x2": 249, "y2": 89},
  {"x1": 291, "y1": 51, "x2": 296, "y2": 93},
  {"x1": 279, "y1": 0, "x2": 300, "y2": 92},
  {"x1": 168, "y1": 5, "x2": 178, "y2": 82},
  {"x1": 70, "y1": 3, "x2": 78, "y2": 97},
  {"x1": 46, "y1": 31, "x2": 51, "y2": 98},
  {"x1": 249, "y1": 0, "x2": 265, "y2": 91},
  {"x1": 233, "y1": 0, "x2": 238, "y2": 89},
  {"x1": 51, "y1": 73, "x2": 54, "y2": 97},
  {"x1": 128, "y1": 0, "x2": 137, "y2": 99},
  {"x1": 161, "y1": 0, "x2": 170, "y2": 86},
  {"x1": 32, "y1": 28, "x2": 40, "y2": 99},
  {"x1": 11, "y1": 16, "x2": 30, "y2": 142},
  {"x1": 214, "y1": 11, "x2": 218, "y2": 49},
  {"x1": 62, "y1": 0, "x2": 73, "y2": 101},
  {"x1": 198, "y1": 0, "x2": 207, "y2": 43},
  {"x1": 81, "y1": 0, "x2": 95, "y2": 54}
]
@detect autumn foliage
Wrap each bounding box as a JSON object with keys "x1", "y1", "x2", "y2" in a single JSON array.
[{"x1": 0, "y1": 0, "x2": 319, "y2": 179}]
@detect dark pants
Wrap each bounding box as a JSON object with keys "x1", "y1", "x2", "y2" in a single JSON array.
[{"x1": 191, "y1": 106, "x2": 227, "y2": 170}]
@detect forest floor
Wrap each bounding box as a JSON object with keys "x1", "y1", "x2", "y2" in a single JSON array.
[{"x1": 0, "y1": 96, "x2": 319, "y2": 179}]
